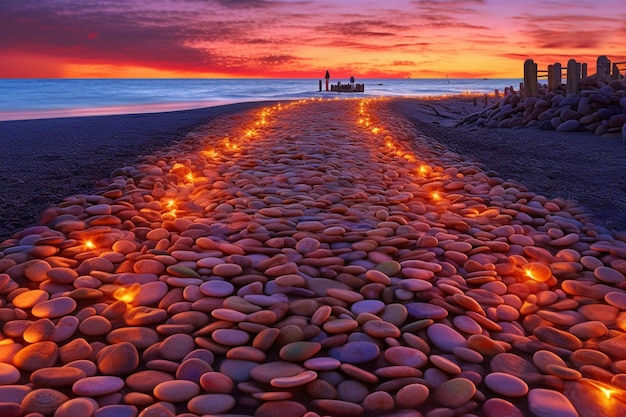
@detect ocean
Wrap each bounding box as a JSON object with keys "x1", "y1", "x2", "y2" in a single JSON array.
[{"x1": 0, "y1": 78, "x2": 522, "y2": 121}]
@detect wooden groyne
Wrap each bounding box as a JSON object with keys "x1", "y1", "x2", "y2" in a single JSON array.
[{"x1": 523, "y1": 55, "x2": 625, "y2": 98}]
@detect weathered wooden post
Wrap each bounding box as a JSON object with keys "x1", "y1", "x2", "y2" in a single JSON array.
[
  {"x1": 523, "y1": 59, "x2": 538, "y2": 98},
  {"x1": 597, "y1": 56, "x2": 610, "y2": 83},
  {"x1": 566, "y1": 59, "x2": 580, "y2": 95},
  {"x1": 581, "y1": 63, "x2": 588, "y2": 78},
  {"x1": 319, "y1": 80, "x2": 322, "y2": 91},
  {"x1": 549, "y1": 63, "x2": 562, "y2": 91},
  {"x1": 612, "y1": 63, "x2": 621, "y2": 81},
  {"x1": 325, "y1": 70, "x2": 330, "y2": 91}
]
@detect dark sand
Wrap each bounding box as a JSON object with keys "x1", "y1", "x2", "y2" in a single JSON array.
[
  {"x1": 0, "y1": 102, "x2": 272, "y2": 240},
  {"x1": 1, "y1": 97, "x2": 626, "y2": 241}
]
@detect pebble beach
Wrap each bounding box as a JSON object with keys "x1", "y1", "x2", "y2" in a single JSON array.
[{"x1": 1, "y1": 97, "x2": 626, "y2": 417}]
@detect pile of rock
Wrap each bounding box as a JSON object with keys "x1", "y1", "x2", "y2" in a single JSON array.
[{"x1": 459, "y1": 78, "x2": 626, "y2": 139}]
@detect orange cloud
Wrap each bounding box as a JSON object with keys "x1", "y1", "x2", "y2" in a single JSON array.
[{"x1": 0, "y1": 0, "x2": 624, "y2": 78}]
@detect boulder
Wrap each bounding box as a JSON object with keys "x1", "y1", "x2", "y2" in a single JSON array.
[
  {"x1": 556, "y1": 120, "x2": 581, "y2": 132},
  {"x1": 560, "y1": 109, "x2": 580, "y2": 121},
  {"x1": 608, "y1": 114, "x2": 626, "y2": 129}
]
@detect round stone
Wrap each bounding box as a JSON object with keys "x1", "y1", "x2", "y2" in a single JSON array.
[
  {"x1": 199, "y1": 372, "x2": 234, "y2": 393},
  {"x1": 396, "y1": 383, "x2": 429, "y2": 409},
  {"x1": 72, "y1": 376, "x2": 125, "y2": 396},
  {"x1": 407, "y1": 302, "x2": 448, "y2": 320},
  {"x1": 97, "y1": 342, "x2": 139, "y2": 375},
  {"x1": 279, "y1": 341, "x2": 322, "y2": 362},
  {"x1": 329, "y1": 341, "x2": 380, "y2": 364},
  {"x1": 21, "y1": 388, "x2": 69, "y2": 415},
  {"x1": 78, "y1": 315, "x2": 112, "y2": 336},
  {"x1": 483, "y1": 398, "x2": 524, "y2": 417},
  {"x1": 30, "y1": 367, "x2": 86, "y2": 387},
  {"x1": 434, "y1": 378, "x2": 476, "y2": 408},
  {"x1": 426, "y1": 323, "x2": 466, "y2": 352},
  {"x1": 0, "y1": 362, "x2": 20, "y2": 385},
  {"x1": 153, "y1": 380, "x2": 200, "y2": 402},
  {"x1": 484, "y1": 372, "x2": 529, "y2": 397},
  {"x1": 362, "y1": 391, "x2": 395, "y2": 413},
  {"x1": 158, "y1": 333, "x2": 195, "y2": 361},
  {"x1": 188, "y1": 394, "x2": 236, "y2": 415},
  {"x1": 199, "y1": 280, "x2": 235, "y2": 297},
  {"x1": 351, "y1": 299, "x2": 385, "y2": 315},
  {"x1": 383, "y1": 346, "x2": 428, "y2": 368},
  {"x1": 125, "y1": 370, "x2": 174, "y2": 393},
  {"x1": 253, "y1": 400, "x2": 307, "y2": 417},
  {"x1": 362, "y1": 319, "x2": 401, "y2": 338},
  {"x1": 528, "y1": 388, "x2": 578, "y2": 417},
  {"x1": 250, "y1": 361, "x2": 305, "y2": 384},
  {"x1": 31, "y1": 297, "x2": 77, "y2": 318},
  {"x1": 13, "y1": 341, "x2": 59, "y2": 372},
  {"x1": 594, "y1": 266, "x2": 625, "y2": 284},
  {"x1": 212, "y1": 328, "x2": 250, "y2": 346}
]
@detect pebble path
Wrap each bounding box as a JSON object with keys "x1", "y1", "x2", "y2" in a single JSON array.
[{"x1": 1, "y1": 98, "x2": 626, "y2": 417}]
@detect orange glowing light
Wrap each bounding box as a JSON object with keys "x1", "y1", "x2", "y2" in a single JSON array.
[
  {"x1": 185, "y1": 173, "x2": 195, "y2": 183},
  {"x1": 371, "y1": 127, "x2": 380, "y2": 134},
  {"x1": 201, "y1": 148, "x2": 219, "y2": 159},
  {"x1": 522, "y1": 262, "x2": 552, "y2": 282},
  {"x1": 113, "y1": 283, "x2": 140, "y2": 304},
  {"x1": 431, "y1": 191, "x2": 441, "y2": 201},
  {"x1": 84, "y1": 239, "x2": 96, "y2": 250},
  {"x1": 246, "y1": 129, "x2": 255, "y2": 137}
]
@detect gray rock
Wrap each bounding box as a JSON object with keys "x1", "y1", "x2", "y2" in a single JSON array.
[
  {"x1": 608, "y1": 114, "x2": 626, "y2": 129},
  {"x1": 576, "y1": 97, "x2": 592, "y2": 114},
  {"x1": 556, "y1": 119, "x2": 581, "y2": 132},
  {"x1": 579, "y1": 112, "x2": 601, "y2": 125},
  {"x1": 590, "y1": 93, "x2": 611, "y2": 105},
  {"x1": 560, "y1": 109, "x2": 580, "y2": 121}
]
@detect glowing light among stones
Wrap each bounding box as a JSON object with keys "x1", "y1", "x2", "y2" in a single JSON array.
[
  {"x1": 113, "y1": 283, "x2": 140, "y2": 304},
  {"x1": 431, "y1": 191, "x2": 442, "y2": 202},
  {"x1": 84, "y1": 239, "x2": 96, "y2": 250},
  {"x1": 201, "y1": 148, "x2": 219, "y2": 159},
  {"x1": 164, "y1": 199, "x2": 177, "y2": 218},
  {"x1": 246, "y1": 129, "x2": 255, "y2": 137},
  {"x1": 185, "y1": 173, "x2": 195, "y2": 183},
  {"x1": 371, "y1": 127, "x2": 380, "y2": 134},
  {"x1": 522, "y1": 262, "x2": 552, "y2": 282}
]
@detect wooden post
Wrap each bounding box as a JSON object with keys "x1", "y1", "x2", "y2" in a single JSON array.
[
  {"x1": 581, "y1": 63, "x2": 588, "y2": 78},
  {"x1": 566, "y1": 59, "x2": 580, "y2": 95},
  {"x1": 523, "y1": 59, "x2": 538, "y2": 98},
  {"x1": 319, "y1": 80, "x2": 322, "y2": 91},
  {"x1": 612, "y1": 63, "x2": 621, "y2": 81},
  {"x1": 597, "y1": 56, "x2": 610, "y2": 83},
  {"x1": 325, "y1": 70, "x2": 330, "y2": 91},
  {"x1": 549, "y1": 63, "x2": 562, "y2": 91}
]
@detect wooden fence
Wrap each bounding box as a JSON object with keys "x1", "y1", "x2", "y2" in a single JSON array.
[{"x1": 522, "y1": 55, "x2": 625, "y2": 98}]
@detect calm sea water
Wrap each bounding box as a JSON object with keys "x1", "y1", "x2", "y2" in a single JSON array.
[{"x1": 0, "y1": 78, "x2": 521, "y2": 121}]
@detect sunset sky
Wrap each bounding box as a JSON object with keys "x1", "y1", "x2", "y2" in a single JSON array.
[{"x1": 1, "y1": 0, "x2": 625, "y2": 79}]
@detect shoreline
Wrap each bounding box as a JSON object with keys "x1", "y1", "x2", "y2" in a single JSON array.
[{"x1": 1, "y1": 96, "x2": 626, "y2": 240}]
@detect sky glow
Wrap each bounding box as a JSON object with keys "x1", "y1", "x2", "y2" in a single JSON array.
[{"x1": 1, "y1": 0, "x2": 625, "y2": 78}]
